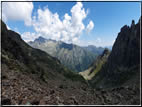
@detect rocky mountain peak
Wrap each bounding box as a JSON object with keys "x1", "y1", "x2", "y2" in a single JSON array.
[
  {"x1": 90, "y1": 19, "x2": 140, "y2": 88},
  {"x1": 34, "y1": 36, "x2": 47, "y2": 43}
]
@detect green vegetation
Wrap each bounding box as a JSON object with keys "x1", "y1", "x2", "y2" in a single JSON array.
[
  {"x1": 91, "y1": 59, "x2": 105, "y2": 76},
  {"x1": 80, "y1": 48, "x2": 110, "y2": 81}
]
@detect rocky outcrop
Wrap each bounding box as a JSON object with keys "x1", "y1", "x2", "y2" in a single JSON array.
[
  {"x1": 107, "y1": 19, "x2": 140, "y2": 73},
  {"x1": 90, "y1": 19, "x2": 140, "y2": 88}
]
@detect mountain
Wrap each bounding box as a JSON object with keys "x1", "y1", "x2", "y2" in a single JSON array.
[
  {"x1": 83, "y1": 45, "x2": 104, "y2": 55},
  {"x1": 29, "y1": 37, "x2": 99, "y2": 72},
  {"x1": 1, "y1": 20, "x2": 91, "y2": 105},
  {"x1": 89, "y1": 19, "x2": 140, "y2": 89},
  {"x1": 79, "y1": 48, "x2": 110, "y2": 80},
  {"x1": 1, "y1": 19, "x2": 140, "y2": 105}
]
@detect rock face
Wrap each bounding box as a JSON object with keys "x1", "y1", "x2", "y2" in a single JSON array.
[
  {"x1": 29, "y1": 37, "x2": 99, "y2": 72},
  {"x1": 108, "y1": 20, "x2": 140, "y2": 72},
  {"x1": 90, "y1": 19, "x2": 140, "y2": 88}
]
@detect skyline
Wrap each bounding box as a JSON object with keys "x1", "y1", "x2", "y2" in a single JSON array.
[{"x1": 1, "y1": 1, "x2": 141, "y2": 47}]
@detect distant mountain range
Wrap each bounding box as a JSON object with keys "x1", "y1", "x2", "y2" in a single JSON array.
[
  {"x1": 29, "y1": 37, "x2": 104, "y2": 72},
  {"x1": 83, "y1": 45, "x2": 105, "y2": 55}
]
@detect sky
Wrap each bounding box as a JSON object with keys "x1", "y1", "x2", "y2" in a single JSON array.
[{"x1": 1, "y1": 1, "x2": 141, "y2": 47}]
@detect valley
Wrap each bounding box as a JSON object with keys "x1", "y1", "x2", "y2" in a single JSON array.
[{"x1": 1, "y1": 17, "x2": 141, "y2": 105}]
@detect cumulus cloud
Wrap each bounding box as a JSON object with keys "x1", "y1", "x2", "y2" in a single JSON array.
[
  {"x1": 21, "y1": 32, "x2": 40, "y2": 42},
  {"x1": 32, "y1": 7, "x2": 64, "y2": 40},
  {"x1": 86, "y1": 20, "x2": 94, "y2": 33},
  {"x1": 2, "y1": 2, "x2": 94, "y2": 43},
  {"x1": 32, "y1": 2, "x2": 93, "y2": 43},
  {"x1": 2, "y1": 2, "x2": 33, "y2": 26}
]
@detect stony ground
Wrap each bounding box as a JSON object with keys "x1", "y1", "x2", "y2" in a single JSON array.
[{"x1": 1, "y1": 66, "x2": 140, "y2": 105}]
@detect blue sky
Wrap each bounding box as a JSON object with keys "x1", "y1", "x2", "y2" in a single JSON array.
[{"x1": 2, "y1": 1, "x2": 141, "y2": 47}]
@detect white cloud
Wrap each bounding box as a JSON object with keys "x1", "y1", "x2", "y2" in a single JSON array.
[
  {"x1": 2, "y1": 2, "x2": 94, "y2": 44},
  {"x1": 21, "y1": 32, "x2": 40, "y2": 42},
  {"x1": 71, "y1": 2, "x2": 87, "y2": 28},
  {"x1": 72, "y1": 37, "x2": 78, "y2": 43},
  {"x1": 32, "y1": 7, "x2": 64, "y2": 40},
  {"x1": 32, "y1": 2, "x2": 93, "y2": 43},
  {"x1": 86, "y1": 20, "x2": 94, "y2": 33},
  {"x1": 2, "y1": 2, "x2": 33, "y2": 26}
]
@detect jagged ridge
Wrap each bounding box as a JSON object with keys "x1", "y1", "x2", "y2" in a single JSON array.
[{"x1": 90, "y1": 19, "x2": 141, "y2": 89}]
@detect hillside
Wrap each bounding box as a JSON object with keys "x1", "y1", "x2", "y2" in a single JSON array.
[
  {"x1": 29, "y1": 37, "x2": 99, "y2": 72},
  {"x1": 89, "y1": 19, "x2": 140, "y2": 89},
  {"x1": 1, "y1": 20, "x2": 90, "y2": 105},
  {"x1": 79, "y1": 48, "x2": 110, "y2": 80},
  {"x1": 1, "y1": 21, "x2": 85, "y2": 82}
]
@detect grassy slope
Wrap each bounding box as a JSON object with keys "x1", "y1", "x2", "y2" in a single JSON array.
[{"x1": 79, "y1": 49, "x2": 110, "y2": 81}]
